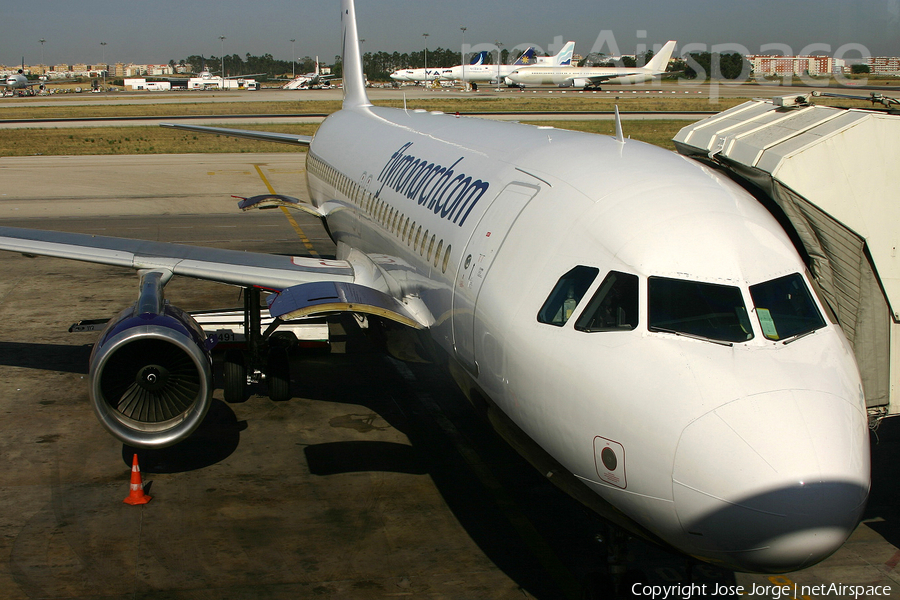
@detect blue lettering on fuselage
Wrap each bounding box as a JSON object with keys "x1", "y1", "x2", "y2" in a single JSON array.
[{"x1": 374, "y1": 142, "x2": 490, "y2": 227}]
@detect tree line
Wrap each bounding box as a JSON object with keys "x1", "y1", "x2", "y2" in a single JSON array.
[{"x1": 166, "y1": 49, "x2": 751, "y2": 82}]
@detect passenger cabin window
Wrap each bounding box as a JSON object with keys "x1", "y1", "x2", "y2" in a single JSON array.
[
  {"x1": 649, "y1": 277, "x2": 753, "y2": 343},
  {"x1": 537, "y1": 266, "x2": 600, "y2": 327},
  {"x1": 749, "y1": 273, "x2": 825, "y2": 341},
  {"x1": 575, "y1": 271, "x2": 639, "y2": 332}
]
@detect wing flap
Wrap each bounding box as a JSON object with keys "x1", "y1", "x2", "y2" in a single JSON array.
[
  {"x1": 268, "y1": 281, "x2": 428, "y2": 329},
  {"x1": 0, "y1": 227, "x2": 352, "y2": 290},
  {"x1": 160, "y1": 123, "x2": 313, "y2": 146}
]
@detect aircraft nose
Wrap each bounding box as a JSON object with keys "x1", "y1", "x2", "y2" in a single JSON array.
[{"x1": 672, "y1": 390, "x2": 869, "y2": 572}]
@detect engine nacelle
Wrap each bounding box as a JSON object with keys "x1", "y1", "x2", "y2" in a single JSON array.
[
  {"x1": 89, "y1": 272, "x2": 213, "y2": 448},
  {"x1": 570, "y1": 78, "x2": 590, "y2": 89}
]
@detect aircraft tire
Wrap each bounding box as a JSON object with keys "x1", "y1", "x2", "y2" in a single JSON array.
[
  {"x1": 223, "y1": 349, "x2": 247, "y2": 403},
  {"x1": 266, "y1": 347, "x2": 291, "y2": 402}
]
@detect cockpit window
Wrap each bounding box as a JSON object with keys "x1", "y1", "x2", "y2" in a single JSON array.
[
  {"x1": 649, "y1": 277, "x2": 753, "y2": 343},
  {"x1": 749, "y1": 273, "x2": 825, "y2": 341},
  {"x1": 537, "y1": 266, "x2": 599, "y2": 327},
  {"x1": 575, "y1": 271, "x2": 639, "y2": 332}
]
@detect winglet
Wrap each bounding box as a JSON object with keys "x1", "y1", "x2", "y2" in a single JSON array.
[
  {"x1": 614, "y1": 106, "x2": 625, "y2": 144},
  {"x1": 341, "y1": 0, "x2": 371, "y2": 108}
]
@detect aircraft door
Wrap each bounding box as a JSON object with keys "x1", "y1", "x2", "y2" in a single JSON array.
[{"x1": 452, "y1": 182, "x2": 539, "y2": 375}]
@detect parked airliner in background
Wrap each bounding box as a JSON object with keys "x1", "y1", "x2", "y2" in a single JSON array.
[
  {"x1": 1, "y1": 66, "x2": 73, "y2": 96},
  {"x1": 444, "y1": 40, "x2": 575, "y2": 84},
  {"x1": 0, "y1": 0, "x2": 869, "y2": 580},
  {"x1": 282, "y1": 57, "x2": 334, "y2": 89},
  {"x1": 389, "y1": 50, "x2": 489, "y2": 83},
  {"x1": 506, "y1": 39, "x2": 676, "y2": 88}
]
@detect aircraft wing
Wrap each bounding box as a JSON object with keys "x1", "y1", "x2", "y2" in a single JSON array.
[
  {"x1": 160, "y1": 123, "x2": 312, "y2": 146},
  {"x1": 0, "y1": 226, "x2": 432, "y2": 327},
  {"x1": 0, "y1": 226, "x2": 351, "y2": 289}
]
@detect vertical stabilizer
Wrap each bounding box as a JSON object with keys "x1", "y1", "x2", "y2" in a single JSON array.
[
  {"x1": 555, "y1": 41, "x2": 576, "y2": 66},
  {"x1": 341, "y1": 0, "x2": 371, "y2": 108},
  {"x1": 644, "y1": 40, "x2": 676, "y2": 74}
]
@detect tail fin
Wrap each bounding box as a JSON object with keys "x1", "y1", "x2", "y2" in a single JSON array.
[
  {"x1": 513, "y1": 47, "x2": 537, "y2": 66},
  {"x1": 644, "y1": 40, "x2": 676, "y2": 73},
  {"x1": 341, "y1": 0, "x2": 371, "y2": 108},
  {"x1": 553, "y1": 41, "x2": 575, "y2": 66},
  {"x1": 470, "y1": 50, "x2": 489, "y2": 65},
  {"x1": 315, "y1": 56, "x2": 320, "y2": 76}
]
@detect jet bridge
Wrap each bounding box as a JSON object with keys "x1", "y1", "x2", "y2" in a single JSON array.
[{"x1": 673, "y1": 95, "x2": 900, "y2": 423}]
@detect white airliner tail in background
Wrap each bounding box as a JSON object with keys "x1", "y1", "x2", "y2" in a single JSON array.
[{"x1": 0, "y1": 0, "x2": 870, "y2": 580}]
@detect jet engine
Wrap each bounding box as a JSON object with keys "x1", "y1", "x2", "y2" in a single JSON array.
[
  {"x1": 570, "y1": 78, "x2": 589, "y2": 89},
  {"x1": 89, "y1": 271, "x2": 213, "y2": 448}
]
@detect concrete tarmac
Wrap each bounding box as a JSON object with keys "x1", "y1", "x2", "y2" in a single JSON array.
[{"x1": 0, "y1": 154, "x2": 899, "y2": 599}]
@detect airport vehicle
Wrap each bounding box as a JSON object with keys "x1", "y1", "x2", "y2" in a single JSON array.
[
  {"x1": 506, "y1": 39, "x2": 675, "y2": 88},
  {"x1": 282, "y1": 57, "x2": 334, "y2": 89},
  {"x1": 0, "y1": 0, "x2": 870, "y2": 579},
  {"x1": 389, "y1": 50, "x2": 489, "y2": 84}
]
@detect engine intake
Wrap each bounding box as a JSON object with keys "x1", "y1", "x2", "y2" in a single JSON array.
[{"x1": 89, "y1": 271, "x2": 213, "y2": 448}]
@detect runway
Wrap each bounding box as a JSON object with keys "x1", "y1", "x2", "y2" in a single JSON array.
[{"x1": 0, "y1": 153, "x2": 898, "y2": 599}]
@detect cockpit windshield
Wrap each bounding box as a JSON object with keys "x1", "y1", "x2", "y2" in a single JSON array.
[
  {"x1": 749, "y1": 273, "x2": 825, "y2": 341},
  {"x1": 649, "y1": 277, "x2": 753, "y2": 343}
]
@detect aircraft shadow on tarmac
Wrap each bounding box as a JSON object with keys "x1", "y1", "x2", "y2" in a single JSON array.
[
  {"x1": 0, "y1": 341, "x2": 91, "y2": 374},
  {"x1": 864, "y1": 417, "x2": 900, "y2": 548},
  {"x1": 123, "y1": 399, "x2": 247, "y2": 473}
]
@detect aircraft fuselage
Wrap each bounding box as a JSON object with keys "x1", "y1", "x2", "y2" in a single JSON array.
[{"x1": 304, "y1": 104, "x2": 870, "y2": 573}]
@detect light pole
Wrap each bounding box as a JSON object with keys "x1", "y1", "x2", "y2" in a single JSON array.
[
  {"x1": 460, "y1": 27, "x2": 467, "y2": 91},
  {"x1": 495, "y1": 41, "x2": 503, "y2": 91},
  {"x1": 39, "y1": 38, "x2": 45, "y2": 72},
  {"x1": 422, "y1": 33, "x2": 429, "y2": 88},
  {"x1": 290, "y1": 39, "x2": 296, "y2": 78},
  {"x1": 100, "y1": 42, "x2": 107, "y2": 90},
  {"x1": 219, "y1": 35, "x2": 226, "y2": 79}
]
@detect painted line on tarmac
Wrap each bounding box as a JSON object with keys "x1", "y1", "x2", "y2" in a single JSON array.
[{"x1": 252, "y1": 164, "x2": 319, "y2": 257}]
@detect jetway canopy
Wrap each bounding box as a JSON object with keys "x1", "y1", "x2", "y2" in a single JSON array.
[{"x1": 674, "y1": 98, "x2": 900, "y2": 418}]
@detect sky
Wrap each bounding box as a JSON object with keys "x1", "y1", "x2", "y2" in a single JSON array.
[{"x1": 3, "y1": 0, "x2": 899, "y2": 68}]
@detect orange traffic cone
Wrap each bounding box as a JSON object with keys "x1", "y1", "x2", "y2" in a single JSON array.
[{"x1": 123, "y1": 454, "x2": 152, "y2": 505}]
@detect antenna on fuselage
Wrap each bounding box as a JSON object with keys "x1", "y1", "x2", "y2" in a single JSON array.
[{"x1": 614, "y1": 105, "x2": 625, "y2": 144}]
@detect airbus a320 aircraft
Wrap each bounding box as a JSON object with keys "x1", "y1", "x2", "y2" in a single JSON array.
[
  {"x1": 506, "y1": 39, "x2": 676, "y2": 89},
  {"x1": 0, "y1": 0, "x2": 869, "y2": 579}
]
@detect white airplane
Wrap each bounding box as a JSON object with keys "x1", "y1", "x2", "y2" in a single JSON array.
[
  {"x1": 446, "y1": 41, "x2": 576, "y2": 84},
  {"x1": 506, "y1": 39, "x2": 676, "y2": 88},
  {"x1": 282, "y1": 57, "x2": 334, "y2": 89},
  {"x1": 389, "y1": 50, "x2": 489, "y2": 84},
  {"x1": 0, "y1": 0, "x2": 870, "y2": 580},
  {"x1": 1, "y1": 64, "x2": 74, "y2": 97}
]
